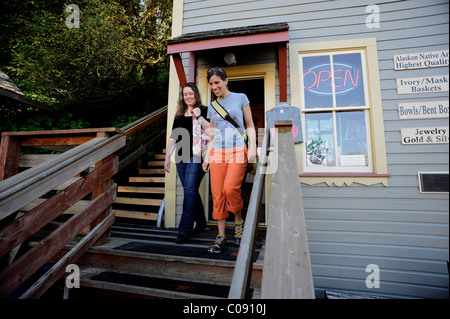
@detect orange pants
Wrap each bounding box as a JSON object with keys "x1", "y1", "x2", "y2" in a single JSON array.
[{"x1": 209, "y1": 147, "x2": 248, "y2": 220}]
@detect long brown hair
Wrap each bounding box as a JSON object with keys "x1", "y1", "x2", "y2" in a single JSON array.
[{"x1": 175, "y1": 82, "x2": 203, "y2": 118}]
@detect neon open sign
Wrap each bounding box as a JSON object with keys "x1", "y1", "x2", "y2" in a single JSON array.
[{"x1": 303, "y1": 63, "x2": 361, "y2": 95}]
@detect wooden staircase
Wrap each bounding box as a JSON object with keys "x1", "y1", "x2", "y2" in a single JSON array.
[
  {"x1": 60, "y1": 223, "x2": 265, "y2": 299},
  {"x1": 54, "y1": 148, "x2": 264, "y2": 299},
  {"x1": 112, "y1": 151, "x2": 166, "y2": 223}
]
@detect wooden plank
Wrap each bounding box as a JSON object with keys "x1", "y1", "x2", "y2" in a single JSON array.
[
  {"x1": 147, "y1": 161, "x2": 164, "y2": 166},
  {"x1": 0, "y1": 184, "x2": 116, "y2": 298},
  {"x1": 0, "y1": 158, "x2": 118, "y2": 259},
  {"x1": 139, "y1": 169, "x2": 165, "y2": 175},
  {"x1": 129, "y1": 177, "x2": 165, "y2": 183},
  {"x1": 229, "y1": 127, "x2": 269, "y2": 299},
  {"x1": 0, "y1": 134, "x2": 125, "y2": 219},
  {"x1": 2, "y1": 127, "x2": 121, "y2": 137},
  {"x1": 21, "y1": 136, "x2": 96, "y2": 147},
  {"x1": 18, "y1": 199, "x2": 90, "y2": 214},
  {"x1": 114, "y1": 197, "x2": 163, "y2": 206},
  {"x1": 261, "y1": 122, "x2": 315, "y2": 299},
  {"x1": 114, "y1": 210, "x2": 159, "y2": 221},
  {"x1": 19, "y1": 154, "x2": 58, "y2": 168},
  {"x1": 19, "y1": 211, "x2": 115, "y2": 299},
  {"x1": 117, "y1": 186, "x2": 165, "y2": 194}
]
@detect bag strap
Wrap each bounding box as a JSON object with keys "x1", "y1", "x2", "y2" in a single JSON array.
[{"x1": 210, "y1": 100, "x2": 244, "y2": 132}]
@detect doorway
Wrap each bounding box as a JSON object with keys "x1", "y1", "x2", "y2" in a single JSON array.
[{"x1": 206, "y1": 77, "x2": 266, "y2": 224}]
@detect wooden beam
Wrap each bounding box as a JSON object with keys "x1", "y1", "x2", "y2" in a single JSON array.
[
  {"x1": 261, "y1": 121, "x2": 315, "y2": 299},
  {"x1": 188, "y1": 52, "x2": 196, "y2": 83},
  {"x1": 172, "y1": 53, "x2": 187, "y2": 87},
  {"x1": 278, "y1": 43, "x2": 288, "y2": 103},
  {"x1": 167, "y1": 30, "x2": 289, "y2": 54},
  {"x1": 0, "y1": 135, "x2": 21, "y2": 181}
]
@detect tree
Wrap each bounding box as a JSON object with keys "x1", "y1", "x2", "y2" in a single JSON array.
[{"x1": 3, "y1": 0, "x2": 172, "y2": 119}]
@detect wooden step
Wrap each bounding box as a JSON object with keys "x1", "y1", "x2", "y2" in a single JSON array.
[
  {"x1": 129, "y1": 177, "x2": 165, "y2": 183},
  {"x1": 117, "y1": 186, "x2": 165, "y2": 194},
  {"x1": 114, "y1": 197, "x2": 163, "y2": 206},
  {"x1": 113, "y1": 209, "x2": 159, "y2": 221},
  {"x1": 138, "y1": 168, "x2": 165, "y2": 175},
  {"x1": 60, "y1": 232, "x2": 263, "y2": 288},
  {"x1": 66, "y1": 267, "x2": 227, "y2": 299},
  {"x1": 147, "y1": 160, "x2": 164, "y2": 167},
  {"x1": 54, "y1": 226, "x2": 264, "y2": 299},
  {"x1": 154, "y1": 154, "x2": 165, "y2": 160}
]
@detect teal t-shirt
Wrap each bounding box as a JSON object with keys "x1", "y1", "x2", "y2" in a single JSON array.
[{"x1": 207, "y1": 92, "x2": 249, "y2": 150}]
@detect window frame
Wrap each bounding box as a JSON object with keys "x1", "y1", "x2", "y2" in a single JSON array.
[
  {"x1": 299, "y1": 49, "x2": 373, "y2": 173},
  {"x1": 289, "y1": 38, "x2": 389, "y2": 186}
]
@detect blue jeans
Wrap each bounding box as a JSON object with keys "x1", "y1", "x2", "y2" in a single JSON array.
[{"x1": 176, "y1": 157, "x2": 206, "y2": 237}]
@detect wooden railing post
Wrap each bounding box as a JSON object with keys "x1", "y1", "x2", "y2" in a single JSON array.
[
  {"x1": 261, "y1": 120, "x2": 315, "y2": 299},
  {"x1": 0, "y1": 135, "x2": 21, "y2": 181}
]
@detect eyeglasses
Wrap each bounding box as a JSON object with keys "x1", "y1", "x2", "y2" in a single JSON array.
[{"x1": 207, "y1": 67, "x2": 227, "y2": 78}]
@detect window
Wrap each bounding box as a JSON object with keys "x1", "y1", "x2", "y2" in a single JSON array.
[
  {"x1": 289, "y1": 38, "x2": 389, "y2": 186},
  {"x1": 300, "y1": 50, "x2": 372, "y2": 172}
]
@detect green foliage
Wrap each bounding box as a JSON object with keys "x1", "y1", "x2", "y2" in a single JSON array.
[
  {"x1": 111, "y1": 113, "x2": 145, "y2": 129},
  {"x1": 0, "y1": 0, "x2": 172, "y2": 131},
  {"x1": 0, "y1": 103, "x2": 91, "y2": 133},
  {"x1": 6, "y1": 0, "x2": 171, "y2": 106}
]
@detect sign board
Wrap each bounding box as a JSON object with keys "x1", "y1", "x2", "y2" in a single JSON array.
[
  {"x1": 266, "y1": 104, "x2": 303, "y2": 143},
  {"x1": 394, "y1": 50, "x2": 449, "y2": 70},
  {"x1": 396, "y1": 75, "x2": 449, "y2": 94},
  {"x1": 401, "y1": 126, "x2": 449, "y2": 145},
  {"x1": 398, "y1": 100, "x2": 449, "y2": 119}
]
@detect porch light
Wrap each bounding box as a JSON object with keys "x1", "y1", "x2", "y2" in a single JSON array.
[{"x1": 224, "y1": 52, "x2": 237, "y2": 66}]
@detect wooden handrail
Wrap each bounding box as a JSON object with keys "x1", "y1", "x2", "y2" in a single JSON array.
[
  {"x1": 228, "y1": 126, "x2": 270, "y2": 299},
  {"x1": 120, "y1": 105, "x2": 167, "y2": 138},
  {"x1": 0, "y1": 130, "x2": 126, "y2": 299},
  {"x1": 229, "y1": 121, "x2": 315, "y2": 299},
  {"x1": 116, "y1": 105, "x2": 168, "y2": 173}
]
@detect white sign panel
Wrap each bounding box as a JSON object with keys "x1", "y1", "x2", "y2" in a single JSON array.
[
  {"x1": 398, "y1": 100, "x2": 449, "y2": 119},
  {"x1": 401, "y1": 126, "x2": 449, "y2": 145},
  {"x1": 396, "y1": 75, "x2": 449, "y2": 94},
  {"x1": 394, "y1": 50, "x2": 449, "y2": 70}
]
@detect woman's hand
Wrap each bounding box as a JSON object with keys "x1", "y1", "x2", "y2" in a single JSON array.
[
  {"x1": 202, "y1": 156, "x2": 210, "y2": 173},
  {"x1": 164, "y1": 157, "x2": 171, "y2": 173},
  {"x1": 193, "y1": 107, "x2": 201, "y2": 118},
  {"x1": 248, "y1": 147, "x2": 257, "y2": 163}
]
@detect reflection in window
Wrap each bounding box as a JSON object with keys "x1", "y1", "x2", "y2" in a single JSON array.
[
  {"x1": 337, "y1": 111, "x2": 368, "y2": 167},
  {"x1": 333, "y1": 54, "x2": 366, "y2": 107},
  {"x1": 305, "y1": 113, "x2": 335, "y2": 167}
]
